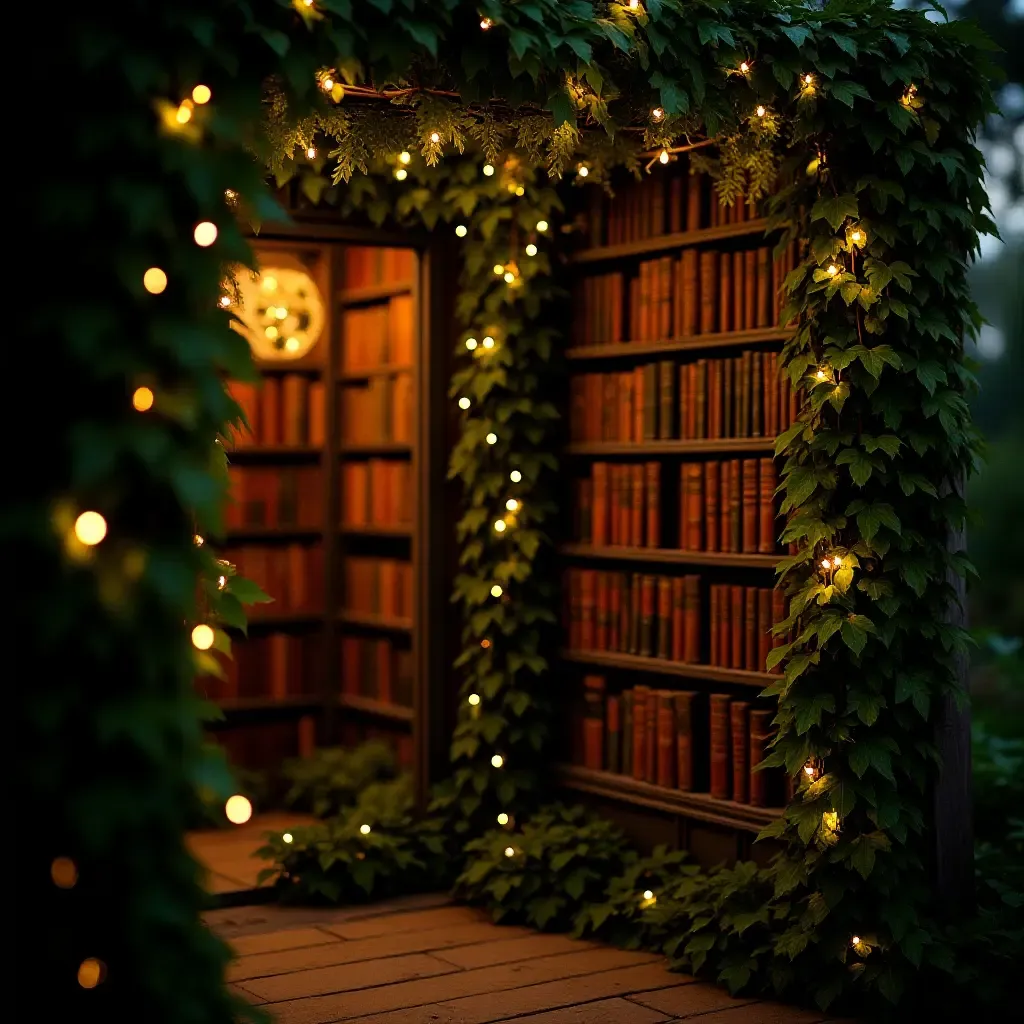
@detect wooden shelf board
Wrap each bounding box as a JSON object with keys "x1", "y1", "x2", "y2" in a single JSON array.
[
  {"x1": 566, "y1": 328, "x2": 793, "y2": 361},
  {"x1": 339, "y1": 363, "x2": 413, "y2": 381},
  {"x1": 566, "y1": 438, "x2": 776, "y2": 456},
  {"x1": 337, "y1": 694, "x2": 414, "y2": 723},
  {"x1": 338, "y1": 443, "x2": 413, "y2": 457},
  {"x1": 226, "y1": 446, "x2": 322, "y2": 462},
  {"x1": 226, "y1": 526, "x2": 322, "y2": 542},
  {"x1": 560, "y1": 544, "x2": 779, "y2": 569},
  {"x1": 339, "y1": 281, "x2": 414, "y2": 305},
  {"x1": 253, "y1": 362, "x2": 324, "y2": 375},
  {"x1": 556, "y1": 764, "x2": 781, "y2": 833},
  {"x1": 570, "y1": 218, "x2": 774, "y2": 265},
  {"x1": 213, "y1": 696, "x2": 323, "y2": 714},
  {"x1": 339, "y1": 523, "x2": 413, "y2": 538},
  {"x1": 339, "y1": 611, "x2": 414, "y2": 632},
  {"x1": 560, "y1": 649, "x2": 776, "y2": 689},
  {"x1": 246, "y1": 612, "x2": 325, "y2": 629}
]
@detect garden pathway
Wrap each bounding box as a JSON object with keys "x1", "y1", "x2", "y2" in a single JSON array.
[{"x1": 196, "y1": 818, "x2": 852, "y2": 1024}]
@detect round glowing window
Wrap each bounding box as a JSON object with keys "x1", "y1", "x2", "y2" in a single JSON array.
[{"x1": 231, "y1": 261, "x2": 325, "y2": 360}]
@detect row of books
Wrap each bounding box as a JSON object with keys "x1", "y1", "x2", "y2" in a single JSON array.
[
  {"x1": 343, "y1": 557, "x2": 414, "y2": 620},
  {"x1": 340, "y1": 636, "x2": 414, "y2": 707},
  {"x1": 564, "y1": 570, "x2": 787, "y2": 669},
  {"x1": 574, "y1": 676, "x2": 784, "y2": 806},
  {"x1": 571, "y1": 457, "x2": 779, "y2": 555},
  {"x1": 228, "y1": 376, "x2": 326, "y2": 448},
  {"x1": 569, "y1": 352, "x2": 797, "y2": 443},
  {"x1": 199, "y1": 633, "x2": 323, "y2": 701},
  {"x1": 225, "y1": 466, "x2": 322, "y2": 530},
  {"x1": 230, "y1": 544, "x2": 326, "y2": 615},
  {"x1": 572, "y1": 241, "x2": 799, "y2": 349},
  {"x1": 341, "y1": 296, "x2": 415, "y2": 372},
  {"x1": 583, "y1": 171, "x2": 765, "y2": 248},
  {"x1": 344, "y1": 246, "x2": 416, "y2": 289},
  {"x1": 341, "y1": 460, "x2": 413, "y2": 528},
  {"x1": 340, "y1": 373, "x2": 415, "y2": 446},
  {"x1": 710, "y1": 585, "x2": 789, "y2": 672},
  {"x1": 216, "y1": 717, "x2": 318, "y2": 769}
]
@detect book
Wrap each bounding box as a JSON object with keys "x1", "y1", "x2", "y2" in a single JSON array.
[{"x1": 709, "y1": 694, "x2": 731, "y2": 800}]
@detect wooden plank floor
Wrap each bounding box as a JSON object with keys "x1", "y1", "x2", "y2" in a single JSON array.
[{"x1": 196, "y1": 822, "x2": 853, "y2": 1024}]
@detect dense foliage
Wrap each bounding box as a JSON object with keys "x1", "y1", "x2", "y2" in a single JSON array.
[{"x1": 29, "y1": 0, "x2": 1007, "y2": 1020}]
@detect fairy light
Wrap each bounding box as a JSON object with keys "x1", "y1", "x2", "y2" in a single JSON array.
[
  {"x1": 504, "y1": 846, "x2": 515, "y2": 857},
  {"x1": 175, "y1": 101, "x2": 193, "y2": 125},
  {"x1": 849, "y1": 227, "x2": 866, "y2": 245},
  {"x1": 643, "y1": 889, "x2": 654, "y2": 899},
  {"x1": 132, "y1": 387, "x2": 154, "y2": 412},
  {"x1": 282, "y1": 832, "x2": 293, "y2": 843},
  {"x1": 491, "y1": 754, "x2": 504, "y2": 768},
  {"x1": 851, "y1": 935, "x2": 861, "y2": 945},
  {"x1": 802, "y1": 73, "x2": 814, "y2": 89},
  {"x1": 395, "y1": 168, "x2": 408, "y2": 181},
  {"x1": 480, "y1": 17, "x2": 493, "y2": 30},
  {"x1": 803, "y1": 762, "x2": 816, "y2": 777},
  {"x1": 224, "y1": 188, "x2": 239, "y2": 205},
  {"x1": 577, "y1": 163, "x2": 589, "y2": 177},
  {"x1": 503, "y1": 270, "x2": 515, "y2": 283},
  {"x1": 306, "y1": 146, "x2": 317, "y2": 159},
  {"x1": 827, "y1": 263, "x2": 840, "y2": 277},
  {"x1": 482, "y1": 335, "x2": 495, "y2": 348},
  {"x1": 51, "y1": 857, "x2": 78, "y2": 889},
  {"x1": 284, "y1": 337, "x2": 300, "y2": 352},
  {"x1": 194, "y1": 534, "x2": 204, "y2": 547},
  {"x1": 755, "y1": 104, "x2": 767, "y2": 118},
  {"x1": 483, "y1": 164, "x2": 495, "y2": 176},
  {"x1": 192, "y1": 84, "x2": 212, "y2": 105},
  {"x1": 510, "y1": 470, "x2": 522, "y2": 483},
  {"x1": 494, "y1": 519, "x2": 506, "y2": 533},
  {"x1": 486, "y1": 432, "x2": 498, "y2": 445},
  {"x1": 191, "y1": 624, "x2": 215, "y2": 650},
  {"x1": 480, "y1": 639, "x2": 491, "y2": 649},
  {"x1": 821, "y1": 558, "x2": 832, "y2": 570},
  {"x1": 465, "y1": 337, "x2": 478, "y2": 351},
  {"x1": 490, "y1": 583, "x2": 503, "y2": 597},
  {"x1": 217, "y1": 575, "x2": 227, "y2": 589},
  {"x1": 265, "y1": 325, "x2": 279, "y2": 340},
  {"x1": 525, "y1": 243, "x2": 538, "y2": 256},
  {"x1": 77, "y1": 959, "x2": 105, "y2": 989},
  {"x1": 430, "y1": 131, "x2": 440, "y2": 143},
  {"x1": 193, "y1": 221, "x2": 218, "y2": 247},
  {"x1": 219, "y1": 294, "x2": 232, "y2": 308},
  {"x1": 628, "y1": 0, "x2": 640, "y2": 9},
  {"x1": 458, "y1": 397, "x2": 471, "y2": 410},
  {"x1": 816, "y1": 368, "x2": 828, "y2": 380},
  {"x1": 740, "y1": 61, "x2": 751, "y2": 73},
  {"x1": 468, "y1": 693, "x2": 481, "y2": 706},
  {"x1": 506, "y1": 498, "x2": 519, "y2": 512},
  {"x1": 322, "y1": 76, "x2": 335, "y2": 92},
  {"x1": 493, "y1": 263, "x2": 505, "y2": 276},
  {"x1": 497, "y1": 812, "x2": 509, "y2": 825},
  {"x1": 399, "y1": 151, "x2": 411, "y2": 164},
  {"x1": 659, "y1": 149, "x2": 670, "y2": 165},
  {"x1": 143, "y1": 267, "x2": 167, "y2": 294},
  {"x1": 74, "y1": 512, "x2": 107, "y2": 546},
  {"x1": 225, "y1": 795, "x2": 252, "y2": 824},
  {"x1": 455, "y1": 224, "x2": 468, "y2": 237},
  {"x1": 359, "y1": 824, "x2": 371, "y2": 835},
  {"x1": 651, "y1": 107, "x2": 664, "y2": 121}
]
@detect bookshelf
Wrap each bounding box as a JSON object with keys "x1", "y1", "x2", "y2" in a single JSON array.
[
  {"x1": 196, "y1": 229, "x2": 448, "y2": 803},
  {"x1": 559, "y1": 164, "x2": 797, "y2": 864}
]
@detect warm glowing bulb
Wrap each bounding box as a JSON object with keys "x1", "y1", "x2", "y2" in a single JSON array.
[
  {"x1": 832, "y1": 556, "x2": 842, "y2": 568},
  {"x1": 628, "y1": 0, "x2": 640, "y2": 9},
  {"x1": 306, "y1": 146, "x2": 317, "y2": 159},
  {"x1": 577, "y1": 164, "x2": 589, "y2": 177},
  {"x1": 224, "y1": 188, "x2": 238, "y2": 204},
  {"x1": 194, "y1": 221, "x2": 218, "y2": 247},
  {"x1": 491, "y1": 754, "x2": 504, "y2": 768},
  {"x1": 652, "y1": 107, "x2": 664, "y2": 120},
  {"x1": 482, "y1": 336, "x2": 495, "y2": 348},
  {"x1": 486, "y1": 433, "x2": 497, "y2": 445},
  {"x1": 510, "y1": 470, "x2": 522, "y2": 483},
  {"x1": 740, "y1": 61, "x2": 751, "y2": 73},
  {"x1": 465, "y1": 337, "x2": 478, "y2": 351},
  {"x1": 483, "y1": 164, "x2": 495, "y2": 176},
  {"x1": 490, "y1": 584, "x2": 502, "y2": 597},
  {"x1": 284, "y1": 337, "x2": 300, "y2": 352},
  {"x1": 455, "y1": 224, "x2": 468, "y2": 237},
  {"x1": 359, "y1": 823, "x2": 371, "y2": 835},
  {"x1": 399, "y1": 151, "x2": 411, "y2": 165},
  {"x1": 132, "y1": 387, "x2": 154, "y2": 412},
  {"x1": 852, "y1": 935, "x2": 861, "y2": 946},
  {"x1": 77, "y1": 959, "x2": 104, "y2": 989},
  {"x1": 283, "y1": 832, "x2": 293, "y2": 843},
  {"x1": 430, "y1": 131, "x2": 440, "y2": 143},
  {"x1": 395, "y1": 168, "x2": 408, "y2": 181},
  {"x1": 262, "y1": 275, "x2": 278, "y2": 292},
  {"x1": 850, "y1": 229, "x2": 864, "y2": 244},
  {"x1": 51, "y1": 857, "x2": 78, "y2": 889},
  {"x1": 217, "y1": 575, "x2": 227, "y2": 589},
  {"x1": 756, "y1": 104, "x2": 767, "y2": 117},
  {"x1": 493, "y1": 264, "x2": 505, "y2": 275},
  {"x1": 74, "y1": 511, "x2": 107, "y2": 546},
  {"x1": 827, "y1": 263, "x2": 839, "y2": 277},
  {"x1": 804, "y1": 763, "x2": 815, "y2": 776},
  {"x1": 494, "y1": 519, "x2": 506, "y2": 532},
  {"x1": 192, "y1": 84, "x2": 212, "y2": 105},
  {"x1": 821, "y1": 558, "x2": 832, "y2": 570},
  {"x1": 273, "y1": 306, "x2": 288, "y2": 320},
  {"x1": 219, "y1": 294, "x2": 231, "y2": 307},
  {"x1": 468, "y1": 693, "x2": 481, "y2": 706},
  {"x1": 515, "y1": 185, "x2": 525, "y2": 197},
  {"x1": 480, "y1": 639, "x2": 491, "y2": 649},
  {"x1": 225, "y1": 794, "x2": 252, "y2": 824},
  {"x1": 175, "y1": 102, "x2": 193, "y2": 124},
  {"x1": 643, "y1": 889, "x2": 654, "y2": 900},
  {"x1": 525, "y1": 243, "x2": 538, "y2": 256},
  {"x1": 265, "y1": 325, "x2": 279, "y2": 340},
  {"x1": 803, "y1": 74, "x2": 814, "y2": 87},
  {"x1": 504, "y1": 846, "x2": 515, "y2": 857},
  {"x1": 497, "y1": 812, "x2": 509, "y2": 825},
  {"x1": 503, "y1": 271, "x2": 515, "y2": 283},
  {"x1": 192, "y1": 624, "x2": 215, "y2": 650},
  {"x1": 194, "y1": 534, "x2": 204, "y2": 547},
  {"x1": 480, "y1": 17, "x2": 493, "y2": 30},
  {"x1": 323, "y1": 77, "x2": 335, "y2": 91},
  {"x1": 506, "y1": 498, "x2": 519, "y2": 512},
  {"x1": 536, "y1": 220, "x2": 548, "y2": 232},
  {"x1": 816, "y1": 368, "x2": 827, "y2": 380},
  {"x1": 143, "y1": 267, "x2": 167, "y2": 294},
  {"x1": 459, "y1": 396, "x2": 471, "y2": 410},
  {"x1": 659, "y1": 150, "x2": 670, "y2": 165}
]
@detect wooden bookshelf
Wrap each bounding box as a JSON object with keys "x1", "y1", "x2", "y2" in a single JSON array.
[
  {"x1": 338, "y1": 443, "x2": 413, "y2": 456},
  {"x1": 339, "y1": 524, "x2": 413, "y2": 538},
  {"x1": 558, "y1": 163, "x2": 797, "y2": 862},
  {"x1": 225, "y1": 446, "x2": 322, "y2": 462},
  {"x1": 339, "y1": 280, "x2": 414, "y2": 305},
  {"x1": 228, "y1": 526, "x2": 323, "y2": 542},
  {"x1": 338, "y1": 611, "x2": 414, "y2": 633},
  {"x1": 337, "y1": 694, "x2": 415, "y2": 723},
  {"x1": 339, "y1": 363, "x2": 413, "y2": 381}
]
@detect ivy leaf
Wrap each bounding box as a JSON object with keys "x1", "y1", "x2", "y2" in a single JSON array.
[
  {"x1": 841, "y1": 615, "x2": 875, "y2": 656},
  {"x1": 915, "y1": 360, "x2": 947, "y2": 395},
  {"x1": 836, "y1": 448, "x2": 874, "y2": 486},
  {"x1": 830, "y1": 80, "x2": 871, "y2": 108},
  {"x1": 781, "y1": 25, "x2": 813, "y2": 48},
  {"x1": 856, "y1": 502, "x2": 901, "y2": 540},
  {"x1": 810, "y1": 193, "x2": 859, "y2": 231},
  {"x1": 795, "y1": 693, "x2": 835, "y2": 735},
  {"x1": 849, "y1": 839, "x2": 877, "y2": 879}
]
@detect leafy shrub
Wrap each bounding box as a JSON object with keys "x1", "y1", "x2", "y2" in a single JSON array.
[
  {"x1": 454, "y1": 804, "x2": 632, "y2": 930},
  {"x1": 281, "y1": 740, "x2": 397, "y2": 818}
]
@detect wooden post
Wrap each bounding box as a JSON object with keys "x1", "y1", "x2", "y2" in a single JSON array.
[{"x1": 932, "y1": 468, "x2": 974, "y2": 916}]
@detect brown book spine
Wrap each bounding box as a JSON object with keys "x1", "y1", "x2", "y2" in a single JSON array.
[
  {"x1": 730, "y1": 585, "x2": 745, "y2": 668},
  {"x1": 729, "y1": 459, "x2": 742, "y2": 552},
  {"x1": 580, "y1": 570, "x2": 596, "y2": 650},
  {"x1": 630, "y1": 463, "x2": 644, "y2": 547},
  {"x1": 683, "y1": 574, "x2": 700, "y2": 664},
  {"x1": 595, "y1": 571, "x2": 609, "y2": 651},
  {"x1": 631, "y1": 686, "x2": 647, "y2": 779},
  {"x1": 758, "y1": 458, "x2": 776, "y2": 553},
  {"x1": 699, "y1": 251, "x2": 718, "y2": 334},
  {"x1": 731, "y1": 701, "x2": 751, "y2": 803},
  {"x1": 645, "y1": 683, "x2": 658, "y2": 783},
  {"x1": 758, "y1": 588, "x2": 774, "y2": 671},
  {"x1": 669, "y1": 176, "x2": 683, "y2": 234},
  {"x1": 687, "y1": 463, "x2": 704, "y2": 550},
  {"x1": 742, "y1": 458, "x2": 758, "y2": 553},
  {"x1": 657, "y1": 577, "x2": 672, "y2": 659},
  {"x1": 751, "y1": 352, "x2": 763, "y2": 437},
  {"x1": 674, "y1": 691, "x2": 697, "y2": 791},
  {"x1": 583, "y1": 674, "x2": 606, "y2": 770},
  {"x1": 639, "y1": 575, "x2": 656, "y2": 657},
  {"x1": 645, "y1": 462, "x2": 661, "y2": 548},
  {"x1": 749, "y1": 709, "x2": 773, "y2": 807},
  {"x1": 772, "y1": 589, "x2": 788, "y2": 649},
  {"x1": 740, "y1": 351, "x2": 752, "y2": 438},
  {"x1": 732, "y1": 251, "x2": 744, "y2": 334},
  {"x1": 606, "y1": 694, "x2": 621, "y2": 773},
  {"x1": 685, "y1": 173, "x2": 701, "y2": 230},
  {"x1": 633, "y1": 365, "x2": 645, "y2": 441},
  {"x1": 718, "y1": 250, "x2": 732, "y2": 333},
  {"x1": 671, "y1": 576, "x2": 685, "y2": 661},
  {"x1": 695, "y1": 359, "x2": 707, "y2": 440},
  {"x1": 744, "y1": 587, "x2": 758, "y2": 671},
  {"x1": 710, "y1": 358, "x2": 723, "y2": 438},
  {"x1": 709, "y1": 583, "x2": 720, "y2": 665},
  {"x1": 756, "y1": 247, "x2": 771, "y2": 328},
  {"x1": 709, "y1": 694, "x2": 731, "y2": 800},
  {"x1": 681, "y1": 250, "x2": 699, "y2": 336},
  {"x1": 643, "y1": 364, "x2": 658, "y2": 439},
  {"x1": 260, "y1": 377, "x2": 281, "y2": 446},
  {"x1": 655, "y1": 692, "x2": 674, "y2": 787},
  {"x1": 658, "y1": 360, "x2": 675, "y2": 440},
  {"x1": 704, "y1": 461, "x2": 720, "y2": 553},
  {"x1": 743, "y1": 249, "x2": 757, "y2": 330}
]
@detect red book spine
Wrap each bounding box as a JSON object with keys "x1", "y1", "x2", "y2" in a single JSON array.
[
  {"x1": 657, "y1": 577, "x2": 672, "y2": 660},
  {"x1": 632, "y1": 686, "x2": 648, "y2": 780},
  {"x1": 718, "y1": 584, "x2": 730, "y2": 667},
  {"x1": 731, "y1": 701, "x2": 750, "y2": 803},
  {"x1": 758, "y1": 588, "x2": 773, "y2": 671},
  {"x1": 729, "y1": 459, "x2": 742, "y2": 552},
  {"x1": 674, "y1": 691, "x2": 696, "y2": 791},
  {"x1": 671, "y1": 576, "x2": 684, "y2": 661},
  {"x1": 758, "y1": 458, "x2": 776, "y2": 554},
  {"x1": 704, "y1": 461, "x2": 720, "y2": 553},
  {"x1": 595, "y1": 571, "x2": 609, "y2": 652},
  {"x1": 709, "y1": 358, "x2": 723, "y2": 438},
  {"x1": 710, "y1": 694, "x2": 731, "y2": 800},
  {"x1": 742, "y1": 458, "x2": 758, "y2": 553},
  {"x1": 618, "y1": 465, "x2": 632, "y2": 546},
  {"x1": 730, "y1": 585, "x2": 745, "y2": 668},
  {"x1": 645, "y1": 462, "x2": 661, "y2": 548},
  {"x1": 744, "y1": 587, "x2": 758, "y2": 671},
  {"x1": 609, "y1": 573, "x2": 622, "y2": 652},
  {"x1": 631, "y1": 463, "x2": 644, "y2": 547},
  {"x1": 772, "y1": 590, "x2": 788, "y2": 649},
  {"x1": 657, "y1": 691, "x2": 676, "y2": 788},
  {"x1": 645, "y1": 684, "x2": 658, "y2": 783},
  {"x1": 583, "y1": 674, "x2": 606, "y2": 771},
  {"x1": 709, "y1": 584, "x2": 721, "y2": 665},
  {"x1": 592, "y1": 462, "x2": 609, "y2": 546},
  {"x1": 606, "y1": 694, "x2": 621, "y2": 774},
  {"x1": 581, "y1": 570, "x2": 596, "y2": 650},
  {"x1": 749, "y1": 709, "x2": 773, "y2": 808},
  {"x1": 688, "y1": 463, "x2": 704, "y2": 551},
  {"x1": 683, "y1": 574, "x2": 700, "y2": 664}
]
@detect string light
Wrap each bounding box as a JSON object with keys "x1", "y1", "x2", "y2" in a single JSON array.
[
  {"x1": 175, "y1": 101, "x2": 193, "y2": 124},
  {"x1": 132, "y1": 387, "x2": 154, "y2": 412},
  {"x1": 51, "y1": 857, "x2": 78, "y2": 889},
  {"x1": 821, "y1": 558, "x2": 832, "y2": 570},
  {"x1": 217, "y1": 575, "x2": 227, "y2": 589},
  {"x1": 191, "y1": 624, "x2": 215, "y2": 650},
  {"x1": 802, "y1": 73, "x2": 814, "y2": 88},
  {"x1": 194, "y1": 534, "x2": 204, "y2": 547},
  {"x1": 430, "y1": 131, "x2": 440, "y2": 143},
  {"x1": 494, "y1": 519, "x2": 506, "y2": 533},
  {"x1": 458, "y1": 396, "x2": 471, "y2": 410},
  {"x1": 815, "y1": 368, "x2": 828, "y2": 381},
  {"x1": 282, "y1": 832, "x2": 293, "y2": 843},
  {"x1": 395, "y1": 168, "x2": 408, "y2": 181},
  {"x1": 740, "y1": 61, "x2": 751, "y2": 73},
  {"x1": 491, "y1": 754, "x2": 504, "y2": 767},
  {"x1": 503, "y1": 270, "x2": 515, "y2": 283},
  {"x1": 493, "y1": 263, "x2": 505, "y2": 276},
  {"x1": 826, "y1": 263, "x2": 840, "y2": 277},
  {"x1": 849, "y1": 227, "x2": 866, "y2": 245},
  {"x1": 225, "y1": 794, "x2": 252, "y2": 824},
  {"x1": 490, "y1": 583, "x2": 503, "y2": 597},
  {"x1": 322, "y1": 76, "x2": 335, "y2": 92},
  {"x1": 399, "y1": 151, "x2": 411, "y2": 165},
  {"x1": 192, "y1": 84, "x2": 212, "y2": 105},
  {"x1": 265, "y1": 325, "x2": 279, "y2": 340},
  {"x1": 77, "y1": 959, "x2": 105, "y2": 989},
  {"x1": 359, "y1": 823, "x2": 371, "y2": 835},
  {"x1": 651, "y1": 107, "x2": 665, "y2": 121},
  {"x1": 74, "y1": 511, "x2": 107, "y2": 546},
  {"x1": 628, "y1": 0, "x2": 640, "y2": 9},
  {"x1": 480, "y1": 639, "x2": 491, "y2": 649},
  {"x1": 803, "y1": 762, "x2": 816, "y2": 777},
  {"x1": 143, "y1": 267, "x2": 167, "y2": 294},
  {"x1": 468, "y1": 693, "x2": 481, "y2": 706},
  {"x1": 219, "y1": 294, "x2": 232, "y2": 308},
  {"x1": 483, "y1": 164, "x2": 495, "y2": 176},
  {"x1": 193, "y1": 221, "x2": 218, "y2": 247},
  {"x1": 536, "y1": 219, "x2": 548, "y2": 232},
  {"x1": 224, "y1": 188, "x2": 239, "y2": 205},
  {"x1": 510, "y1": 470, "x2": 522, "y2": 483},
  {"x1": 659, "y1": 149, "x2": 670, "y2": 165},
  {"x1": 465, "y1": 337, "x2": 478, "y2": 351},
  {"x1": 515, "y1": 185, "x2": 525, "y2": 197},
  {"x1": 525, "y1": 243, "x2": 538, "y2": 256},
  {"x1": 755, "y1": 104, "x2": 767, "y2": 118},
  {"x1": 455, "y1": 224, "x2": 468, "y2": 237},
  {"x1": 306, "y1": 146, "x2": 317, "y2": 159},
  {"x1": 577, "y1": 164, "x2": 589, "y2": 177},
  {"x1": 506, "y1": 498, "x2": 519, "y2": 512},
  {"x1": 851, "y1": 935, "x2": 861, "y2": 945},
  {"x1": 640, "y1": 889, "x2": 657, "y2": 908},
  {"x1": 497, "y1": 812, "x2": 509, "y2": 825},
  {"x1": 486, "y1": 432, "x2": 498, "y2": 445},
  {"x1": 482, "y1": 335, "x2": 495, "y2": 348},
  {"x1": 504, "y1": 846, "x2": 515, "y2": 857},
  {"x1": 480, "y1": 17, "x2": 493, "y2": 30}
]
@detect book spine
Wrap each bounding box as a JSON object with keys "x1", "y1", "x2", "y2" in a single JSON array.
[
  {"x1": 709, "y1": 583, "x2": 720, "y2": 666},
  {"x1": 699, "y1": 251, "x2": 718, "y2": 334},
  {"x1": 744, "y1": 248, "x2": 757, "y2": 330},
  {"x1": 731, "y1": 701, "x2": 751, "y2": 803},
  {"x1": 655, "y1": 692, "x2": 675, "y2": 787},
  {"x1": 645, "y1": 682, "x2": 658, "y2": 783},
  {"x1": 657, "y1": 576, "x2": 672, "y2": 659},
  {"x1": 748, "y1": 709, "x2": 773, "y2": 808},
  {"x1": 683, "y1": 574, "x2": 701, "y2": 664},
  {"x1": 632, "y1": 685, "x2": 649, "y2": 780},
  {"x1": 709, "y1": 694, "x2": 731, "y2": 800},
  {"x1": 674, "y1": 691, "x2": 696, "y2": 791},
  {"x1": 583, "y1": 674, "x2": 606, "y2": 771},
  {"x1": 756, "y1": 247, "x2": 772, "y2": 328},
  {"x1": 758, "y1": 587, "x2": 774, "y2": 671},
  {"x1": 622, "y1": 689, "x2": 634, "y2": 776},
  {"x1": 645, "y1": 462, "x2": 661, "y2": 548},
  {"x1": 609, "y1": 573, "x2": 622, "y2": 652},
  {"x1": 630, "y1": 463, "x2": 644, "y2": 547},
  {"x1": 658, "y1": 360, "x2": 675, "y2": 440},
  {"x1": 730, "y1": 584, "x2": 745, "y2": 668},
  {"x1": 595, "y1": 571, "x2": 609, "y2": 651},
  {"x1": 744, "y1": 586, "x2": 758, "y2": 671},
  {"x1": 639, "y1": 574, "x2": 655, "y2": 657},
  {"x1": 685, "y1": 173, "x2": 701, "y2": 231},
  {"x1": 758, "y1": 458, "x2": 776, "y2": 554},
  {"x1": 682, "y1": 250, "x2": 699, "y2": 336},
  {"x1": 742, "y1": 458, "x2": 758, "y2": 553},
  {"x1": 581, "y1": 570, "x2": 596, "y2": 650},
  {"x1": 704, "y1": 460, "x2": 720, "y2": 553},
  {"x1": 671, "y1": 575, "x2": 684, "y2": 661},
  {"x1": 606, "y1": 694, "x2": 621, "y2": 774}
]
